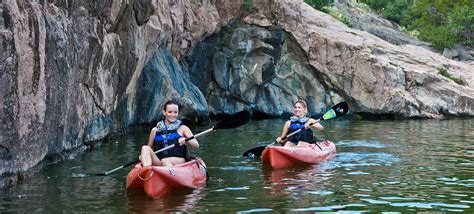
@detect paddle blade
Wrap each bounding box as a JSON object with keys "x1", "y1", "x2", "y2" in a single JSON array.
[
  {"x1": 214, "y1": 110, "x2": 251, "y2": 130},
  {"x1": 242, "y1": 146, "x2": 266, "y2": 158},
  {"x1": 321, "y1": 101, "x2": 349, "y2": 120}
]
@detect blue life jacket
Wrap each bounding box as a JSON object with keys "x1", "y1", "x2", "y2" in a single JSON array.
[
  {"x1": 287, "y1": 116, "x2": 314, "y2": 144},
  {"x1": 153, "y1": 120, "x2": 188, "y2": 159}
]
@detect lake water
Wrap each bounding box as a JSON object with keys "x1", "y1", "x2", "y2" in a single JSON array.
[{"x1": 1, "y1": 118, "x2": 473, "y2": 212}]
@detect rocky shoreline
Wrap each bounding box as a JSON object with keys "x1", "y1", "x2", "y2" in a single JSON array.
[{"x1": 1, "y1": 0, "x2": 472, "y2": 184}]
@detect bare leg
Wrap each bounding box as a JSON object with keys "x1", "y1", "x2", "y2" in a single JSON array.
[
  {"x1": 296, "y1": 141, "x2": 310, "y2": 147},
  {"x1": 161, "y1": 157, "x2": 186, "y2": 167},
  {"x1": 283, "y1": 141, "x2": 296, "y2": 147},
  {"x1": 140, "y1": 146, "x2": 162, "y2": 166}
]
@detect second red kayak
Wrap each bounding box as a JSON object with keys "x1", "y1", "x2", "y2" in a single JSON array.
[
  {"x1": 126, "y1": 158, "x2": 207, "y2": 197},
  {"x1": 262, "y1": 140, "x2": 336, "y2": 169}
]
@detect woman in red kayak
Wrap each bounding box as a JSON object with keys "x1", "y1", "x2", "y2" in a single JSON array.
[
  {"x1": 139, "y1": 100, "x2": 199, "y2": 167},
  {"x1": 275, "y1": 100, "x2": 323, "y2": 147}
]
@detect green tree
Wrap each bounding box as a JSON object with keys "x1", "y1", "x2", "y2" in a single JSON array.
[
  {"x1": 359, "y1": 0, "x2": 414, "y2": 26},
  {"x1": 383, "y1": 0, "x2": 414, "y2": 27},
  {"x1": 359, "y1": 0, "x2": 473, "y2": 50},
  {"x1": 358, "y1": 0, "x2": 387, "y2": 11},
  {"x1": 412, "y1": 0, "x2": 473, "y2": 49},
  {"x1": 451, "y1": 3, "x2": 474, "y2": 47},
  {"x1": 305, "y1": 0, "x2": 334, "y2": 10}
]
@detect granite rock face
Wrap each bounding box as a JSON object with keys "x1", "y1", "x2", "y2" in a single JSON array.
[
  {"x1": 0, "y1": 0, "x2": 233, "y2": 183},
  {"x1": 185, "y1": 0, "x2": 473, "y2": 119},
  {"x1": 242, "y1": 1, "x2": 473, "y2": 118},
  {"x1": 0, "y1": 0, "x2": 473, "y2": 184},
  {"x1": 186, "y1": 21, "x2": 342, "y2": 117}
]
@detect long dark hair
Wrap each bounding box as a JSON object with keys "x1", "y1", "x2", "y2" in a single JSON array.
[{"x1": 163, "y1": 100, "x2": 180, "y2": 111}]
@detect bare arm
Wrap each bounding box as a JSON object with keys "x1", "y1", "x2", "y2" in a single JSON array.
[
  {"x1": 148, "y1": 127, "x2": 157, "y2": 147},
  {"x1": 178, "y1": 126, "x2": 199, "y2": 149},
  {"x1": 276, "y1": 121, "x2": 291, "y2": 144},
  {"x1": 306, "y1": 118, "x2": 324, "y2": 131},
  {"x1": 280, "y1": 121, "x2": 291, "y2": 137},
  {"x1": 139, "y1": 128, "x2": 156, "y2": 160}
]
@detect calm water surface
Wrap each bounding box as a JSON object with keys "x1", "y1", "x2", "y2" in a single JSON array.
[{"x1": 1, "y1": 118, "x2": 473, "y2": 212}]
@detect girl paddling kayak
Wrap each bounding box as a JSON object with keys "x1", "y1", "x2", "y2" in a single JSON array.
[
  {"x1": 128, "y1": 100, "x2": 206, "y2": 197},
  {"x1": 275, "y1": 100, "x2": 323, "y2": 147},
  {"x1": 139, "y1": 100, "x2": 199, "y2": 167}
]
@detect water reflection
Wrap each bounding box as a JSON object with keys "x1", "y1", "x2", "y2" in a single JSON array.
[
  {"x1": 126, "y1": 188, "x2": 206, "y2": 213},
  {"x1": 262, "y1": 165, "x2": 334, "y2": 197},
  {"x1": 0, "y1": 118, "x2": 473, "y2": 212}
]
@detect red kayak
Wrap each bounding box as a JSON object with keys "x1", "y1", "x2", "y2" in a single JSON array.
[
  {"x1": 262, "y1": 140, "x2": 336, "y2": 169},
  {"x1": 126, "y1": 158, "x2": 207, "y2": 197}
]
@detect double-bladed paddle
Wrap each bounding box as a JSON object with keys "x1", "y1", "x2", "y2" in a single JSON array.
[
  {"x1": 95, "y1": 110, "x2": 251, "y2": 176},
  {"x1": 242, "y1": 101, "x2": 349, "y2": 158}
]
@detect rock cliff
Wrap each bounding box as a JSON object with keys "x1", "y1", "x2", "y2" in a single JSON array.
[
  {"x1": 0, "y1": 0, "x2": 239, "y2": 184},
  {"x1": 0, "y1": 0, "x2": 472, "y2": 184}
]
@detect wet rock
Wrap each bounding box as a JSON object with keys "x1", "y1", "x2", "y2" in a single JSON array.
[
  {"x1": 0, "y1": 0, "x2": 233, "y2": 181},
  {"x1": 186, "y1": 21, "x2": 336, "y2": 116},
  {"x1": 0, "y1": 0, "x2": 473, "y2": 183}
]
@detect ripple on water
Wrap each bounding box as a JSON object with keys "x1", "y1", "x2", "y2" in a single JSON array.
[
  {"x1": 325, "y1": 152, "x2": 400, "y2": 169},
  {"x1": 291, "y1": 205, "x2": 345, "y2": 211},
  {"x1": 361, "y1": 198, "x2": 391, "y2": 204},
  {"x1": 354, "y1": 194, "x2": 371, "y2": 197},
  {"x1": 389, "y1": 202, "x2": 470, "y2": 209},
  {"x1": 306, "y1": 190, "x2": 334, "y2": 196},
  {"x1": 437, "y1": 176, "x2": 460, "y2": 182},
  {"x1": 213, "y1": 186, "x2": 250, "y2": 192},
  {"x1": 71, "y1": 173, "x2": 87, "y2": 178},
  {"x1": 219, "y1": 166, "x2": 257, "y2": 171},
  {"x1": 347, "y1": 171, "x2": 371, "y2": 175},
  {"x1": 237, "y1": 208, "x2": 273, "y2": 213},
  {"x1": 337, "y1": 140, "x2": 395, "y2": 148},
  {"x1": 451, "y1": 193, "x2": 468, "y2": 197},
  {"x1": 379, "y1": 196, "x2": 419, "y2": 201},
  {"x1": 291, "y1": 204, "x2": 367, "y2": 212},
  {"x1": 384, "y1": 181, "x2": 401, "y2": 185}
]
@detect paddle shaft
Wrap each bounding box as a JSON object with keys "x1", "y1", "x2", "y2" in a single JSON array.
[
  {"x1": 279, "y1": 118, "x2": 321, "y2": 142},
  {"x1": 243, "y1": 119, "x2": 323, "y2": 157},
  {"x1": 99, "y1": 127, "x2": 215, "y2": 176}
]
